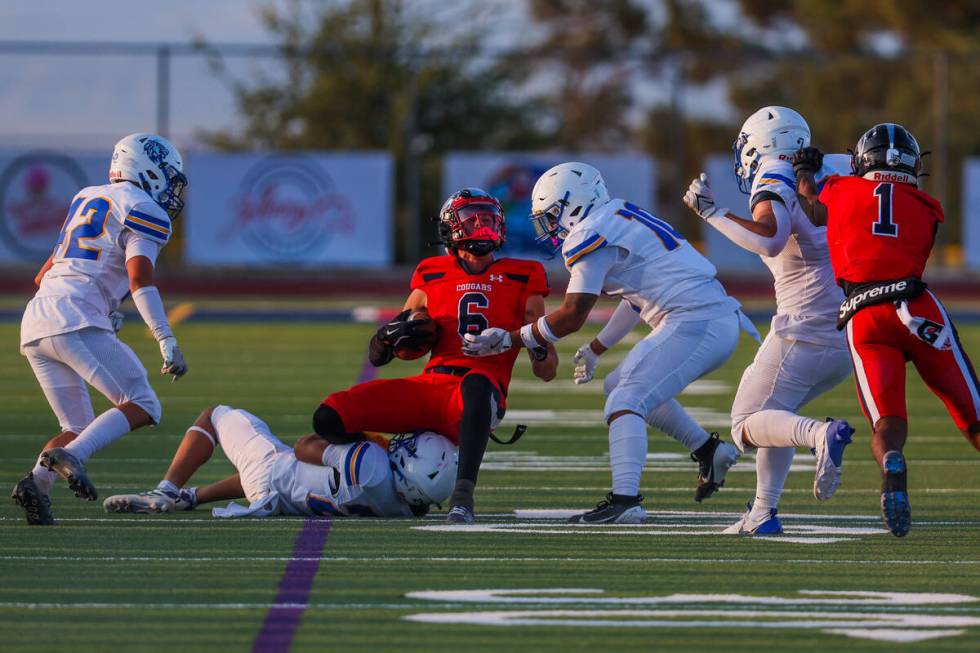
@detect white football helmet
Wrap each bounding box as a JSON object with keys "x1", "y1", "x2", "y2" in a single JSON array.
[
  {"x1": 109, "y1": 133, "x2": 187, "y2": 217},
  {"x1": 388, "y1": 431, "x2": 457, "y2": 508},
  {"x1": 732, "y1": 106, "x2": 810, "y2": 193},
  {"x1": 529, "y1": 162, "x2": 611, "y2": 256}
]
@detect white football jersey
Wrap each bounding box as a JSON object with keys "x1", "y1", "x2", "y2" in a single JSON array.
[
  {"x1": 21, "y1": 182, "x2": 172, "y2": 346},
  {"x1": 562, "y1": 198, "x2": 740, "y2": 328},
  {"x1": 269, "y1": 441, "x2": 413, "y2": 518},
  {"x1": 748, "y1": 155, "x2": 851, "y2": 346}
]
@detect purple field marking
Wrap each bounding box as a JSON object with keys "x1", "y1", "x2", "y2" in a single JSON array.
[{"x1": 251, "y1": 349, "x2": 379, "y2": 652}]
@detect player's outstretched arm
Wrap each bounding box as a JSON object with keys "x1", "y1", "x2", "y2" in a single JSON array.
[
  {"x1": 524, "y1": 294, "x2": 558, "y2": 381},
  {"x1": 683, "y1": 173, "x2": 790, "y2": 257},
  {"x1": 127, "y1": 255, "x2": 187, "y2": 381}
]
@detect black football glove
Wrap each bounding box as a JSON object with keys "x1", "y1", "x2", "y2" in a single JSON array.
[
  {"x1": 376, "y1": 310, "x2": 431, "y2": 349},
  {"x1": 791, "y1": 147, "x2": 824, "y2": 177}
]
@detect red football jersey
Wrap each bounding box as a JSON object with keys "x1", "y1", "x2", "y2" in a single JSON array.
[
  {"x1": 410, "y1": 255, "x2": 549, "y2": 394},
  {"x1": 821, "y1": 175, "x2": 944, "y2": 286}
]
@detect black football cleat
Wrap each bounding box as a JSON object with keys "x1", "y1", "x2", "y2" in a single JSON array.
[
  {"x1": 880, "y1": 450, "x2": 911, "y2": 537},
  {"x1": 11, "y1": 473, "x2": 55, "y2": 525},
  {"x1": 568, "y1": 492, "x2": 645, "y2": 524},
  {"x1": 40, "y1": 448, "x2": 97, "y2": 501},
  {"x1": 691, "y1": 433, "x2": 740, "y2": 502}
]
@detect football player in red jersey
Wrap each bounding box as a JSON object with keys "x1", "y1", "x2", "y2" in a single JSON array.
[
  {"x1": 310, "y1": 188, "x2": 557, "y2": 523},
  {"x1": 794, "y1": 124, "x2": 980, "y2": 537}
]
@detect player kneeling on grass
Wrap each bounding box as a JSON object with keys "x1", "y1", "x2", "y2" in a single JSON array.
[
  {"x1": 463, "y1": 163, "x2": 759, "y2": 524},
  {"x1": 312, "y1": 188, "x2": 557, "y2": 525},
  {"x1": 104, "y1": 405, "x2": 456, "y2": 518},
  {"x1": 12, "y1": 133, "x2": 188, "y2": 526}
]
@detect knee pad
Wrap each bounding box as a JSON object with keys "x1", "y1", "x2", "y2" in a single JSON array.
[{"x1": 313, "y1": 403, "x2": 347, "y2": 440}]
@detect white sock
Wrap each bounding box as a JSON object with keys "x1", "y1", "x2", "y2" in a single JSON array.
[
  {"x1": 64, "y1": 408, "x2": 132, "y2": 462},
  {"x1": 609, "y1": 413, "x2": 648, "y2": 496},
  {"x1": 741, "y1": 409, "x2": 824, "y2": 449},
  {"x1": 31, "y1": 460, "x2": 58, "y2": 494},
  {"x1": 645, "y1": 400, "x2": 710, "y2": 452},
  {"x1": 157, "y1": 480, "x2": 179, "y2": 494},
  {"x1": 750, "y1": 446, "x2": 795, "y2": 516}
]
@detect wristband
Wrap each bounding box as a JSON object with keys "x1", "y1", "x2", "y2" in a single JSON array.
[
  {"x1": 519, "y1": 323, "x2": 541, "y2": 350},
  {"x1": 536, "y1": 315, "x2": 560, "y2": 343}
]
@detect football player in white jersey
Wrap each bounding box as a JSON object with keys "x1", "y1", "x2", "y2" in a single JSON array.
[
  {"x1": 12, "y1": 133, "x2": 189, "y2": 525},
  {"x1": 103, "y1": 405, "x2": 456, "y2": 518},
  {"x1": 682, "y1": 106, "x2": 855, "y2": 535},
  {"x1": 463, "y1": 162, "x2": 758, "y2": 523}
]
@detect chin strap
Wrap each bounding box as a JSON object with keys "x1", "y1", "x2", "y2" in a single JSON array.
[{"x1": 489, "y1": 423, "x2": 526, "y2": 446}]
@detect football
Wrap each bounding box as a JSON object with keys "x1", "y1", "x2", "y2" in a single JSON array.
[{"x1": 394, "y1": 310, "x2": 438, "y2": 360}]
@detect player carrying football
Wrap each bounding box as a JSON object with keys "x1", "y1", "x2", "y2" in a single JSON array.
[
  {"x1": 794, "y1": 123, "x2": 980, "y2": 537},
  {"x1": 12, "y1": 133, "x2": 189, "y2": 526},
  {"x1": 464, "y1": 162, "x2": 758, "y2": 524},
  {"x1": 682, "y1": 106, "x2": 856, "y2": 536},
  {"x1": 310, "y1": 188, "x2": 557, "y2": 524}
]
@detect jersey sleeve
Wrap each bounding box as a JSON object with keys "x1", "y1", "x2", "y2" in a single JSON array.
[
  {"x1": 750, "y1": 162, "x2": 797, "y2": 211},
  {"x1": 410, "y1": 256, "x2": 448, "y2": 291},
  {"x1": 566, "y1": 245, "x2": 619, "y2": 295},
  {"x1": 122, "y1": 201, "x2": 172, "y2": 246},
  {"x1": 526, "y1": 260, "x2": 550, "y2": 297},
  {"x1": 341, "y1": 441, "x2": 389, "y2": 490},
  {"x1": 562, "y1": 228, "x2": 608, "y2": 269}
]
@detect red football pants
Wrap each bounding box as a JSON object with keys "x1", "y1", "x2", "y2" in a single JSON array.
[
  {"x1": 323, "y1": 371, "x2": 503, "y2": 444},
  {"x1": 844, "y1": 290, "x2": 980, "y2": 429}
]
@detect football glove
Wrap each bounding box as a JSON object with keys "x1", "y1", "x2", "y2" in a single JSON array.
[
  {"x1": 376, "y1": 310, "x2": 431, "y2": 349},
  {"x1": 573, "y1": 343, "x2": 601, "y2": 385},
  {"x1": 462, "y1": 328, "x2": 512, "y2": 357},
  {"x1": 791, "y1": 147, "x2": 824, "y2": 177},
  {"x1": 109, "y1": 310, "x2": 124, "y2": 333},
  {"x1": 683, "y1": 173, "x2": 728, "y2": 220},
  {"x1": 159, "y1": 336, "x2": 188, "y2": 381}
]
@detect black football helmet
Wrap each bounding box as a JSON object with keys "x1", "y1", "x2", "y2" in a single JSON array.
[
  {"x1": 851, "y1": 123, "x2": 922, "y2": 182},
  {"x1": 437, "y1": 188, "x2": 506, "y2": 256}
]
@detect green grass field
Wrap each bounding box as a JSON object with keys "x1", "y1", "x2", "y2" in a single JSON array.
[{"x1": 1, "y1": 311, "x2": 979, "y2": 652}]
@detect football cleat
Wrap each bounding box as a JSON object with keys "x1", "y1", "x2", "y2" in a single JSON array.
[
  {"x1": 880, "y1": 450, "x2": 911, "y2": 537},
  {"x1": 723, "y1": 502, "x2": 783, "y2": 535},
  {"x1": 446, "y1": 505, "x2": 475, "y2": 524},
  {"x1": 812, "y1": 418, "x2": 855, "y2": 501},
  {"x1": 103, "y1": 487, "x2": 196, "y2": 514},
  {"x1": 39, "y1": 447, "x2": 96, "y2": 500},
  {"x1": 11, "y1": 473, "x2": 55, "y2": 526},
  {"x1": 568, "y1": 493, "x2": 645, "y2": 524},
  {"x1": 692, "y1": 433, "x2": 739, "y2": 502}
]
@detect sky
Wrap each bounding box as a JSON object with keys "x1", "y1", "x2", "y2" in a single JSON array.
[{"x1": 0, "y1": 0, "x2": 732, "y2": 151}]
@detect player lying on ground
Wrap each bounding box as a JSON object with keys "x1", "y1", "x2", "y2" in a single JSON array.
[
  {"x1": 311, "y1": 188, "x2": 557, "y2": 524},
  {"x1": 464, "y1": 162, "x2": 759, "y2": 524},
  {"x1": 104, "y1": 405, "x2": 456, "y2": 517},
  {"x1": 682, "y1": 106, "x2": 856, "y2": 536},
  {"x1": 12, "y1": 133, "x2": 189, "y2": 526},
  {"x1": 794, "y1": 123, "x2": 980, "y2": 537}
]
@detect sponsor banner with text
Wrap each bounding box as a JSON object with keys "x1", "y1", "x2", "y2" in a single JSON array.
[{"x1": 186, "y1": 152, "x2": 393, "y2": 267}]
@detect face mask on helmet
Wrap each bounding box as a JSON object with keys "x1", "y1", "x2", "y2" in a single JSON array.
[
  {"x1": 439, "y1": 189, "x2": 506, "y2": 256},
  {"x1": 529, "y1": 191, "x2": 569, "y2": 258}
]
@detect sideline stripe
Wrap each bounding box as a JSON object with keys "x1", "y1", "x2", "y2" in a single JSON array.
[
  {"x1": 251, "y1": 518, "x2": 332, "y2": 652},
  {"x1": 251, "y1": 328, "x2": 378, "y2": 652}
]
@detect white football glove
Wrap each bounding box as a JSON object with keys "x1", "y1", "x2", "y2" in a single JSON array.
[
  {"x1": 159, "y1": 336, "x2": 188, "y2": 381},
  {"x1": 683, "y1": 173, "x2": 729, "y2": 220},
  {"x1": 573, "y1": 343, "x2": 601, "y2": 385},
  {"x1": 462, "y1": 328, "x2": 512, "y2": 357},
  {"x1": 109, "y1": 310, "x2": 125, "y2": 333}
]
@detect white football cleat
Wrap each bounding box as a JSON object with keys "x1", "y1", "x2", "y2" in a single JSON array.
[
  {"x1": 723, "y1": 502, "x2": 783, "y2": 535},
  {"x1": 812, "y1": 419, "x2": 855, "y2": 501},
  {"x1": 103, "y1": 487, "x2": 196, "y2": 514}
]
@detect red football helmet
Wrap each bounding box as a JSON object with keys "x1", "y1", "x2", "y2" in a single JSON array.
[{"x1": 438, "y1": 188, "x2": 506, "y2": 256}]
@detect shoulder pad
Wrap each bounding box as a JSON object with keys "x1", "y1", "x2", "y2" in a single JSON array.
[
  {"x1": 123, "y1": 201, "x2": 172, "y2": 243},
  {"x1": 751, "y1": 160, "x2": 796, "y2": 205},
  {"x1": 562, "y1": 228, "x2": 608, "y2": 268}
]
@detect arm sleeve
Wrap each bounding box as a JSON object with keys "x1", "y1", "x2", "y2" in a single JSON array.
[
  {"x1": 596, "y1": 300, "x2": 643, "y2": 349},
  {"x1": 705, "y1": 199, "x2": 791, "y2": 258},
  {"x1": 565, "y1": 245, "x2": 620, "y2": 295},
  {"x1": 131, "y1": 285, "x2": 174, "y2": 341}
]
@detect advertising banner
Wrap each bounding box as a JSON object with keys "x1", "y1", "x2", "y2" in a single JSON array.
[
  {"x1": 442, "y1": 152, "x2": 655, "y2": 259},
  {"x1": 0, "y1": 150, "x2": 106, "y2": 266},
  {"x1": 186, "y1": 152, "x2": 393, "y2": 267},
  {"x1": 964, "y1": 158, "x2": 980, "y2": 269}
]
